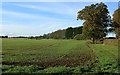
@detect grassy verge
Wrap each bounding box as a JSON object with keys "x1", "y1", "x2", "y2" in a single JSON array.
[{"x1": 89, "y1": 44, "x2": 118, "y2": 73}]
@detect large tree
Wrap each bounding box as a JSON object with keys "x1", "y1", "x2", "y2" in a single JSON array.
[
  {"x1": 77, "y1": 2, "x2": 111, "y2": 43},
  {"x1": 111, "y1": 8, "x2": 120, "y2": 38}
]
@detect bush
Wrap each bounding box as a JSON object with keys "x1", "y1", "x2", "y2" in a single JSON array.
[{"x1": 73, "y1": 34, "x2": 86, "y2": 40}]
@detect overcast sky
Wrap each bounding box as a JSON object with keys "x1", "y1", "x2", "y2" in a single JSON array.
[{"x1": 1, "y1": 2, "x2": 118, "y2": 37}]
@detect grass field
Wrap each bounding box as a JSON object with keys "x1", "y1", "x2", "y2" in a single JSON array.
[
  {"x1": 104, "y1": 39, "x2": 119, "y2": 46},
  {"x1": 2, "y1": 38, "x2": 119, "y2": 74}
]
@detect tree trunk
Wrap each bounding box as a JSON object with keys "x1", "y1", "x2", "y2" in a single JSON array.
[{"x1": 93, "y1": 38, "x2": 95, "y2": 44}]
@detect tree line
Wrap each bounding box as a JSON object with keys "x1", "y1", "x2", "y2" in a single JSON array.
[
  {"x1": 65, "y1": 26, "x2": 83, "y2": 39},
  {"x1": 28, "y1": 2, "x2": 119, "y2": 44},
  {"x1": 28, "y1": 26, "x2": 83, "y2": 39}
]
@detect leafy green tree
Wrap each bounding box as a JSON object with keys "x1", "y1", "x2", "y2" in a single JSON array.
[
  {"x1": 28, "y1": 36, "x2": 34, "y2": 39},
  {"x1": 77, "y1": 2, "x2": 111, "y2": 43},
  {"x1": 73, "y1": 26, "x2": 83, "y2": 36},
  {"x1": 65, "y1": 27, "x2": 74, "y2": 39},
  {"x1": 111, "y1": 8, "x2": 120, "y2": 38},
  {"x1": 65, "y1": 26, "x2": 83, "y2": 39},
  {"x1": 50, "y1": 29, "x2": 66, "y2": 39}
]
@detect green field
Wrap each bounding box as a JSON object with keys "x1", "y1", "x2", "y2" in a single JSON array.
[{"x1": 2, "y1": 39, "x2": 119, "y2": 74}]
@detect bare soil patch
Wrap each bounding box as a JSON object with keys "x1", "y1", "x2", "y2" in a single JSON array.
[{"x1": 2, "y1": 53, "x2": 91, "y2": 68}]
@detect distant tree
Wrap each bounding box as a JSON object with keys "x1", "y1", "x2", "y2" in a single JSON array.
[
  {"x1": 42, "y1": 26, "x2": 82, "y2": 39},
  {"x1": 39, "y1": 36, "x2": 43, "y2": 39},
  {"x1": 0, "y1": 36, "x2": 8, "y2": 38},
  {"x1": 43, "y1": 34, "x2": 48, "y2": 39},
  {"x1": 4, "y1": 36, "x2": 8, "y2": 38},
  {"x1": 77, "y1": 2, "x2": 111, "y2": 43},
  {"x1": 73, "y1": 26, "x2": 83, "y2": 36},
  {"x1": 111, "y1": 8, "x2": 120, "y2": 38},
  {"x1": 49, "y1": 29, "x2": 66, "y2": 39},
  {"x1": 65, "y1": 27, "x2": 74, "y2": 39},
  {"x1": 65, "y1": 26, "x2": 83, "y2": 39},
  {"x1": 28, "y1": 36, "x2": 34, "y2": 39}
]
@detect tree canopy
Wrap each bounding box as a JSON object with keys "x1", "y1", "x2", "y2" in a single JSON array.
[
  {"x1": 65, "y1": 26, "x2": 83, "y2": 39},
  {"x1": 111, "y1": 8, "x2": 120, "y2": 38},
  {"x1": 65, "y1": 27, "x2": 74, "y2": 39}
]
